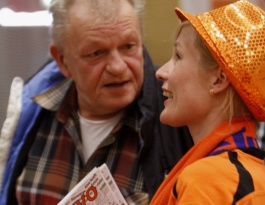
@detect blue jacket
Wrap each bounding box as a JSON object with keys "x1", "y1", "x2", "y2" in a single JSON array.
[{"x1": 0, "y1": 60, "x2": 65, "y2": 204}]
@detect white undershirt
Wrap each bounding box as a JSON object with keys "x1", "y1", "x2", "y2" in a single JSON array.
[{"x1": 78, "y1": 111, "x2": 124, "y2": 162}]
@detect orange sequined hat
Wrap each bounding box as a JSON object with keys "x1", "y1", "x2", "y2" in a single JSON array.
[{"x1": 175, "y1": 0, "x2": 265, "y2": 121}]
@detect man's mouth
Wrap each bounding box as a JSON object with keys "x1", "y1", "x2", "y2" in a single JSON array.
[{"x1": 105, "y1": 81, "x2": 129, "y2": 87}]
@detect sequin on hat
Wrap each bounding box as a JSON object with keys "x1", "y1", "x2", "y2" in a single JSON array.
[{"x1": 175, "y1": 0, "x2": 265, "y2": 121}]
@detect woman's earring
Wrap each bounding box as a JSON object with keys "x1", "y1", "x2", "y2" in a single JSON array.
[{"x1": 210, "y1": 89, "x2": 215, "y2": 96}]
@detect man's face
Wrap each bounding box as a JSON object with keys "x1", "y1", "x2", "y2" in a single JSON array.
[{"x1": 52, "y1": 1, "x2": 144, "y2": 120}]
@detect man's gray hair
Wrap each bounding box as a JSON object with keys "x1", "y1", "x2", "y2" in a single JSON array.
[{"x1": 49, "y1": 0, "x2": 145, "y2": 49}]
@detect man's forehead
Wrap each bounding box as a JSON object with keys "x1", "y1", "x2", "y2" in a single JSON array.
[
  {"x1": 68, "y1": 9, "x2": 140, "y2": 35},
  {"x1": 83, "y1": 27, "x2": 141, "y2": 46}
]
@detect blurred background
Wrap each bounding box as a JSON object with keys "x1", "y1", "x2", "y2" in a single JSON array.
[{"x1": 0, "y1": 0, "x2": 264, "y2": 129}]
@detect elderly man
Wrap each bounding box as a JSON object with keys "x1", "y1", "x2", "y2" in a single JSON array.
[{"x1": 0, "y1": 0, "x2": 193, "y2": 204}]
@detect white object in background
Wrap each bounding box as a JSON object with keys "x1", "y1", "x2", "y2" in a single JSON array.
[
  {"x1": 41, "y1": 0, "x2": 52, "y2": 8},
  {"x1": 0, "y1": 8, "x2": 52, "y2": 27},
  {"x1": 0, "y1": 77, "x2": 24, "y2": 190}
]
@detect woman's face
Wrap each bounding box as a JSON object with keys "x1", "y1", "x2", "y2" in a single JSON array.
[{"x1": 156, "y1": 25, "x2": 211, "y2": 127}]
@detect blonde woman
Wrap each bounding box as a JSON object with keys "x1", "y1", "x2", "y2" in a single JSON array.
[{"x1": 151, "y1": 1, "x2": 265, "y2": 204}]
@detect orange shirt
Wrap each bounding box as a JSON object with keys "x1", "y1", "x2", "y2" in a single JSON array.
[
  {"x1": 169, "y1": 149, "x2": 265, "y2": 204},
  {"x1": 151, "y1": 117, "x2": 265, "y2": 205}
]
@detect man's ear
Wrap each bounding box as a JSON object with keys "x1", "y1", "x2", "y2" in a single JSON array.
[
  {"x1": 211, "y1": 66, "x2": 230, "y2": 94},
  {"x1": 49, "y1": 44, "x2": 72, "y2": 78}
]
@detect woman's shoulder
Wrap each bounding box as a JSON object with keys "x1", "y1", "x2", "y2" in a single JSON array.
[{"x1": 179, "y1": 152, "x2": 238, "y2": 183}]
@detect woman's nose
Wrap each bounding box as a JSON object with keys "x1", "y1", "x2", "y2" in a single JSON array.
[{"x1": 156, "y1": 61, "x2": 170, "y2": 81}]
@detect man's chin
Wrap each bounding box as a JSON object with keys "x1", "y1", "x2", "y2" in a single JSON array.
[
  {"x1": 109, "y1": 93, "x2": 136, "y2": 104},
  {"x1": 103, "y1": 100, "x2": 133, "y2": 112}
]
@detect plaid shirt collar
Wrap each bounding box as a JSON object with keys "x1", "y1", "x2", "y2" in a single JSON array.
[
  {"x1": 33, "y1": 79, "x2": 73, "y2": 112},
  {"x1": 33, "y1": 79, "x2": 140, "y2": 130},
  {"x1": 33, "y1": 80, "x2": 143, "y2": 157}
]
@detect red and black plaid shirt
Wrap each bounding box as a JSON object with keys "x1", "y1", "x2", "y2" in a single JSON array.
[{"x1": 16, "y1": 81, "x2": 149, "y2": 205}]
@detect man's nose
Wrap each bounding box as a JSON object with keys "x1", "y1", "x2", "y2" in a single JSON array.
[{"x1": 106, "y1": 50, "x2": 127, "y2": 75}]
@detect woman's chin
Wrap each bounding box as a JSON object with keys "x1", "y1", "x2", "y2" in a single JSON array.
[
  {"x1": 160, "y1": 111, "x2": 184, "y2": 127},
  {"x1": 160, "y1": 112, "x2": 174, "y2": 126}
]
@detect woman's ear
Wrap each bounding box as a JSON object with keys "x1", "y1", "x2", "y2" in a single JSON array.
[
  {"x1": 211, "y1": 66, "x2": 230, "y2": 94},
  {"x1": 49, "y1": 44, "x2": 72, "y2": 78}
]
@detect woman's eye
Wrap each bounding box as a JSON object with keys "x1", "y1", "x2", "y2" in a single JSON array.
[{"x1": 175, "y1": 53, "x2": 180, "y2": 60}]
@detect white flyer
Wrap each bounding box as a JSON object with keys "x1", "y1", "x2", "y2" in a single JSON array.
[{"x1": 58, "y1": 164, "x2": 127, "y2": 205}]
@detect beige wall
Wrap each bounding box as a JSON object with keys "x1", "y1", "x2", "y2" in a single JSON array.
[
  {"x1": 143, "y1": 0, "x2": 265, "y2": 67},
  {"x1": 143, "y1": 0, "x2": 179, "y2": 67}
]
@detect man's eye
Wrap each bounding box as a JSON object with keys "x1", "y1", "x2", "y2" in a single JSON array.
[
  {"x1": 88, "y1": 50, "x2": 102, "y2": 57},
  {"x1": 121, "y1": 43, "x2": 138, "y2": 55},
  {"x1": 124, "y1": 44, "x2": 135, "y2": 50}
]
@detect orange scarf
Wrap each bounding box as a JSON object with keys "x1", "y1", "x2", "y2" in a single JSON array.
[{"x1": 150, "y1": 117, "x2": 258, "y2": 205}]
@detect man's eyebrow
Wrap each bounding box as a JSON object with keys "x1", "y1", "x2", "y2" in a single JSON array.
[{"x1": 123, "y1": 30, "x2": 140, "y2": 40}]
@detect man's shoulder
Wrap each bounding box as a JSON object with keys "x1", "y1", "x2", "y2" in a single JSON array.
[{"x1": 24, "y1": 60, "x2": 65, "y2": 94}]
